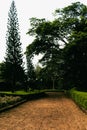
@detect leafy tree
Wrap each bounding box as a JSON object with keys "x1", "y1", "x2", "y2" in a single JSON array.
[
  {"x1": 0, "y1": 63, "x2": 6, "y2": 81},
  {"x1": 26, "y1": 18, "x2": 62, "y2": 89},
  {"x1": 62, "y1": 21, "x2": 87, "y2": 90},
  {"x1": 26, "y1": 2, "x2": 87, "y2": 90},
  {"x1": 26, "y1": 55, "x2": 36, "y2": 90},
  {"x1": 5, "y1": 0, "x2": 24, "y2": 92},
  {"x1": 35, "y1": 64, "x2": 42, "y2": 79},
  {"x1": 54, "y1": 2, "x2": 87, "y2": 44},
  {"x1": 59, "y1": 2, "x2": 87, "y2": 90}
]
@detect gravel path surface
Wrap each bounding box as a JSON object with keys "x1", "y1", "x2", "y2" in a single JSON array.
[{"x1": 0, "y1": 92, "x2": 87, "y2": 130}]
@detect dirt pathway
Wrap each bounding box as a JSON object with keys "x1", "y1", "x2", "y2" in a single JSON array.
[{"x1": 0, "y1": 92, "x2": 87, "y2": 130}]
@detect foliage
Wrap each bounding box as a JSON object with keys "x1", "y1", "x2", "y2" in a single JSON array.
[
  {"x1": 54, "y1": 2, "x2": 87, "y2": 90},
  {"x1": 26, "y1": 2, "x2": 87, "y2": 90},
  {"x1": 55, "y1": 2, "x2": 87, "y2": 44},
  {"x1": 62, "y1": 2, "x2": 87, "y2": 90},
  {"x1": 6, "y1": 1, "x2": 23, "y2": 66},
  {"x1": 0, "y1": 63, "x2": 6, "y2": 81},
  {"x1": 4, "y1": 1, "x2": 25, "y2": 92},
  {"x1": 26, "y1": 18, "x2": 62, "y2": 90},
  {"x1": 70, "y1": 89, "x2": 87, "y2": 110},
  {"x1": 0, "y1": 95, "x2": 22, "y2": 109},
  {"x1": 26, "y1": 55, "x2": 36, "y2": 90}
]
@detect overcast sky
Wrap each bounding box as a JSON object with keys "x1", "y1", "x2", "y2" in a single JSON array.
[{"x1": 0, "y1": 0, "x2": 87, "y2": 65}]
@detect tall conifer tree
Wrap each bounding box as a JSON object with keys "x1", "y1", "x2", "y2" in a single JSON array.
[{"x1": 5, "y1": 0, "x2": 24, "y2": 92}]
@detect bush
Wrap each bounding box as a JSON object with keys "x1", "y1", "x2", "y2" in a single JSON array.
[
  {"x1": 69, "y1": 89, "x2": 87, "y2": 110},
  {"x1": 0, "y1": 96, "x2": 22, "y2": 109}
]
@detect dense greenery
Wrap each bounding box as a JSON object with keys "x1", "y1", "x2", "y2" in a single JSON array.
[
  {"x1": 0, "y1": 90, "x2": 46, "y2": 111},
  {"x1": 26, "y1": 55, "x2": 36, "y2": 90},
  {"x1": 0, "y1": 95, "x2": 22, "y2": 110},
  {"x1": 2, "y1": 1, "x2": 25, "y2": 92},
  {"x1": 70, "y1": 89, "x2": 87, "y2": 110},
  {"x1": 0, "y1": 2, "x2": 87, "y2": 92},
  {"x1": 26, "y1": 2, "x2": 87, "y2": 91}
]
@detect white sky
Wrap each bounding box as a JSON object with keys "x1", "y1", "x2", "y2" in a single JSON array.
[{"x1": 0, "y1": 0, "x2": 87, "y2": 65}]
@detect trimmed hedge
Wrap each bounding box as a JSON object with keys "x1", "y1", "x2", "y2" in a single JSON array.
[{"x1": 70, "y1": 89, "x2": 87, "y2": 110}]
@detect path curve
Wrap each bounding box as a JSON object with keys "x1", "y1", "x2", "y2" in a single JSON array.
[{"x1": 0, "y1": 92, "x2": 87, "y2": 130}]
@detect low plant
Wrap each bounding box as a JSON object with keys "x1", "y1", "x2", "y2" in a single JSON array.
[
  {"x1": 70, "y1": 89, "x2": 87, "y2": 110},
  {"x1": 0, "y1": 90, "x2": 46, "y2": 111},
  {"x1": 0, "y1": 95, "x2": 22, "y2": 109}
]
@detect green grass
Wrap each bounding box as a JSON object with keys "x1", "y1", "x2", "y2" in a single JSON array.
[
  {"x1": 0, "y1": 90, "x2": 45, "y2": 96},
  {"x1": 0, "y1": 89, "x2": 64, "y2": 96},
  {"x1": 70, "y1": 89, "x2": 87, "y2": 110}
]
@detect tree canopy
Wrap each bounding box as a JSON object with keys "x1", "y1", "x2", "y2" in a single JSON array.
[{"x1": 26, "y1": 2, "x2": 87, "y2": 90}]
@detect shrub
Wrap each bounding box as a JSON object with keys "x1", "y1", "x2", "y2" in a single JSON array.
[
  {"x1": 0, "y1": 96, "x2": 22, "y2": 109},
  {"x1": 70, "y1": 89, "x2": 87, "y2": 110}
]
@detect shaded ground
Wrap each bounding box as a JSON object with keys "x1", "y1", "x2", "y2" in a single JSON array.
[{"x1": 0, "y1": 92, "x2": 87, "y2": 130}]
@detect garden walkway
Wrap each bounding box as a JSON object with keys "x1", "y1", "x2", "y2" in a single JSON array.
[{"x1": 0, "y1": 92, "x2": 87, "y2": 130}]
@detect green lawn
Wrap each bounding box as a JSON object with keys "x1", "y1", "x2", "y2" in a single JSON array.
[
  {"x1": 0, "y1": 90, "x2": 45, "y2": 95},
  {"x1": 0, "y1": 89, "x2": 64, "y2": 96}
]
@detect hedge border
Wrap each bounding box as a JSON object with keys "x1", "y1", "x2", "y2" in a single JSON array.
[{"x1": 69, "y1": 89, "x2": 87, "y2": 114}]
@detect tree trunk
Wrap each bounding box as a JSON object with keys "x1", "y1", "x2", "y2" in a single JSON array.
[{"x1": 52, "y1": 79, "x2": 55, "y2": 90}]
